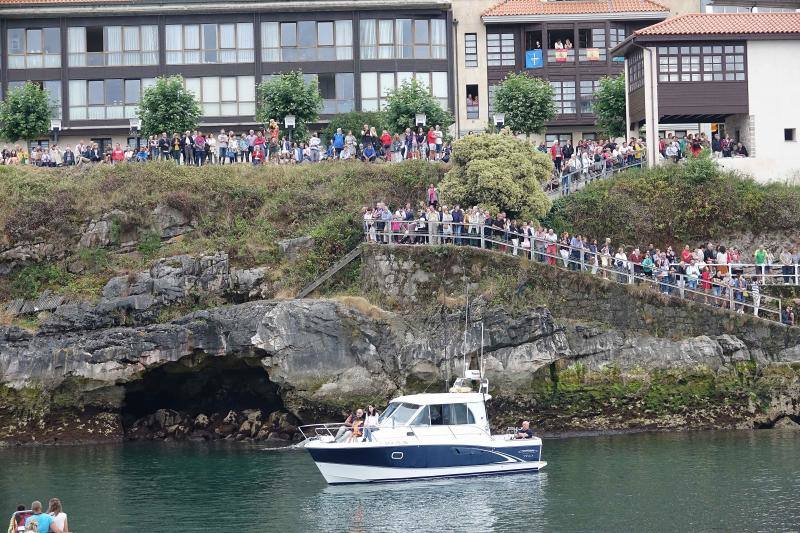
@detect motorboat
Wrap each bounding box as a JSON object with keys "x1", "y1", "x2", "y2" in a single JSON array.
[{"x1": 300, "y1": 370, "x2": 546, "y2": 484}]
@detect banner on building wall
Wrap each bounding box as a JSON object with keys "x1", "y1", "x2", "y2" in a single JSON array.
[
  {"x1": 525, "y1": 49, "x2": 543, "y2": 69},
  {"x1": 612, "y1": 56, "x2": 625, "y2": 62},
  {"x1": 585, "y1": 48, "x2": 600, "y2": 61},
  {"x1": 555, "y1": 49, "x2": 569, "y2": 62}
]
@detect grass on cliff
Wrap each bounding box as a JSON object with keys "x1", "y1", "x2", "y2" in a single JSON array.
[
  {"x1": 0, "y1": 161, "x2": 446, "y2": 300},
  {"x1": 543, "y1": 156, "x2": 800, "y2": 247}
]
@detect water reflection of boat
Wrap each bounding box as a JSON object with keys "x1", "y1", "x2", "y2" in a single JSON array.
[{"x1": 300, "y1": 370, "x2": 546, "y2": 485}]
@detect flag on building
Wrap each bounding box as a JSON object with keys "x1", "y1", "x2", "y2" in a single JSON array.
[
  {"x1": 586, "y1": 48, "x2": 600, "y2": 61},
  {"x1": 525, "y1": 49, "x2": 543, "y2": 69},
  {"x1": 555, "y1": 49, "x2": 568, "y2": 62}
]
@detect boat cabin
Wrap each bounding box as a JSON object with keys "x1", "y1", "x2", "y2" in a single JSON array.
[{"x1": 379, "y1": 392, "x2": 490, "y2": 434}]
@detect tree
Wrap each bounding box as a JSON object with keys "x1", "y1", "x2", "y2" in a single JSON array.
[
  {"x1": 493, "y1": 73, "x2": 556, "y2": 135},
  {"x1": 138, "y1": 76, "x2": 201, "y2": 137},
  {"x1": 0, "y1": 82, "x2": 51, "y2": 144},
  {"x1": 256, "y1": 71, "x2": 322, "y2": 143},
  {"x1": 439, "y1": 132, "x2": 553, "y2": 220},
  {"x1": 593, "y1": 74, "x2": 626, "y2": 139},
  {"x1": 321, "y1": 111, "x2": 389, "y2": 145},
  {"x1": 384, "y1": 79, "x2": 453, "y2": 134}
]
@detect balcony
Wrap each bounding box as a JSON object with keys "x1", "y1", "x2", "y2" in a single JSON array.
[
  {"x1": 68, "y1": 51, "x2": 158, "y2": 67},
  {"x1": 547, "y1": 49, "x2": 575, "y2": 64},
  {"x1": 578, "y1": 48, "x2": 607, "y2": 62},
  {"x1": 322, "y1": 99, "x2": 355, "y2": 114},
  {"x1": 466, "y1": 103, "x2": 479, "y2": 120},
  {"x1": 166, "y1": 48, "x2": 254, "y2": 65}
]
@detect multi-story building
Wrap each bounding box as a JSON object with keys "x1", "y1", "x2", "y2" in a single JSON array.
[{"x1": 0, "y1": 0, "x2": 455, "y2": 150}]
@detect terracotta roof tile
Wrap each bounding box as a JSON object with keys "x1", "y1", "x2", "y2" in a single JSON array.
[
  {"x1": 635, "y1": 13, "x2": 800, "y2": 36},
  {"x1": 483, "y1": 0, "x2": 668, "y2": 17}
]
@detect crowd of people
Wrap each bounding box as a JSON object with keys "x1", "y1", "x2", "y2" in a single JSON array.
[
  {"x1": 660, "y1": 131, "x2": 749, "y2": 162},
  {"x1": 363, "y1": 186, "x2": 798, "y2": 324},
  {"x1": 0, "y1": 121, "x2": 452, "y2": 167},
  {"x1": 540, "y1": 137, "x2": 645, "y2": 195},
  {"x1": 8, "y1": 499, "x2": 68, "y2": 533}
]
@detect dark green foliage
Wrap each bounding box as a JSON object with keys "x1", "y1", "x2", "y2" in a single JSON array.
[
  {"x1": 137, "y1": 231, "x2": 162, "y2": 259},
  {"x1": 543, "y1": 163, "x2": 800, "y2": 246},
  {"x1": 384, "y1": 79, "x2": 453, "y2": 134},
  {"x1": 9, "y1": 264, "x2": 72, "y2": 300},
  {"x1": 493, "y1": 73, "x2": 556, "y2": 135},
  {"x1": 138, "y1": 76, "x2": 201, "y2": 137},
  {"x1": 592, "y1": 74, "x2": 626, "y2": 138},
  {"x1": 256, "y1": 72, "x2": 322, "y2": 143},
  {"x1": 321, "y1": 111, "x2": 389, "y2": 144},
  {"x1": 0, "y1": 82, "x2": 51, "y2": 143}
]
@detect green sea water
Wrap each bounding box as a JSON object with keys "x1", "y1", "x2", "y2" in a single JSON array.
[{"x1": 1, "y1": 430, "x2": 798, "y2": 532}]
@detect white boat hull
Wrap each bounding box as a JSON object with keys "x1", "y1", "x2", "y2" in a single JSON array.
[{"x1": 315, "y1": 460, "x2": 547, "y2": 484}]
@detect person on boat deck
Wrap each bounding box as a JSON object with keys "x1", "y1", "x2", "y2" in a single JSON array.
[
  {"x1": 514, "y1": 421, "x2": 534, "y2": 439},
  {"x1": 349, "y1": 409, "x2": 366, "y2": 442},
  {"x1": 363, "y1": 405, "x2": 380, "y2": 442},
  {"x1": 334, "y1": 411, "x2": 354, "y2": 442}
]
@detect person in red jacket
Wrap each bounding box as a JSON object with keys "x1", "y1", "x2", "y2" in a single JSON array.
[
  {"x1": 111, "y1": 143, "x2": 125, "y2": 163},
  {"x1": 380, "y1": 129, "x2": 392, "y2": 162},
  {"x1": 426, "y1": 127, "x2": 437, "y2": 161}
]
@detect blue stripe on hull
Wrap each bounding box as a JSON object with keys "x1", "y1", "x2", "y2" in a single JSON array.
[
  {"x1": 327, "y1": 465, "x2": 545, "y2": 485},
  {"x1": 307, "y1": 444, "x2": 541, "y2": 469}
]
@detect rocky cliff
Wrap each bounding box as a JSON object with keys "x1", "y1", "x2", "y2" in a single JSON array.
[{"x1": 1, "y1": 244, "x2": 799, "y2": 445}]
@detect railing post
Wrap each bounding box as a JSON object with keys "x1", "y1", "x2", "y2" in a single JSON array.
[
  {"x1": 728, "y1": 283, "x2": 734, "y2": 311},
  {"x1": 480, "y1": 226, "x2": 485, "y2": 249},
  {"x1": 795, "y1": 264, "x2": 799, "y2": 286}
]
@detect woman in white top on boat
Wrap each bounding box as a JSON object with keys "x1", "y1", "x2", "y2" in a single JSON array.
[
  {"x1": 48, "y1": 498, "x2": 68, "y2": 533},
  {"x1": 363, "y1": 405, "x2": 380, "y2": 442}
]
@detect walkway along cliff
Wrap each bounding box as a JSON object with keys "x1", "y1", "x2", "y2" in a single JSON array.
[{"x1": 1, "y1": 244, "x2": 799, "y2": 445}]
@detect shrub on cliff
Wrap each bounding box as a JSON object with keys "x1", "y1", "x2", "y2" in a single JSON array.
[
  {"x1": 439, "y1": 132, "x2": 552, "y2": 220},
  {"x1": 543, "y1": 163, "x2": 800, "y2": 246}
]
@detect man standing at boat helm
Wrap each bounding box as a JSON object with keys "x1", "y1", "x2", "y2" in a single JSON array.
[{"x1": 514, "y1": 421, "x2": 534, "y2": 439}]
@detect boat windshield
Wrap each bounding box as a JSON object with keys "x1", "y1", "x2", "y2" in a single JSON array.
[
  {"x1": 383, "y1": 402, "x2": 420, "y2": 426},
  {"x1": 378, "y1": 402, "x2": 399, "y2": 423}
]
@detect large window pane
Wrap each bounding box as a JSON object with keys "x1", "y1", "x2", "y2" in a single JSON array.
[
  {"x1": 184, "y1": 25, "x2": 200, "y2": 49},
  {"x1": 27, "y1": 29, "x2": 42, "y2": 53},
  {"x1": 318, "y1": 22, "x2": 333, "y2": 46},
  {"x1": 8, "y1": 29, "x2": 24, "y2": 54},
  {"x1": 298, "y1": 21, "x2": 316, "y2": 61},
  {"x1": 238, "y1": 76, "x2": 255, "y2": 102},
  {"x1": 88, "y1": 80, "x2": 104, "y2": 105},
  {"x1": 202, "y1": 77, "x2": 219, "y2": 103},
  {"x1": 124, "y1": 79, "x2": 140, "y2": 104},
  {"x1": 360, "y1": 20, "x2": 376, "y2": 60},
  {"x1": 335, "y1": 20, "x2": 353, "y2": 60},
  {"x1": 105, "y1": 79, "x2": 123, "y2": 105},
  {"x1": 221, "y1": 76, "x2": 237, "y2": 100},
  {"x1": 281, "y1": 23, "x2": 296, "y2": 47},
  {"x1": 44, "y1": 28, "x2": 60, "y2": 53}
]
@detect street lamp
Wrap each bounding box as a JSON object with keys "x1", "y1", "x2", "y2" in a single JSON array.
[
  {"x1": 50, "y1": 119, "x2": 61, "y2": 144},
  {"x1": 415, "y1": 113, "x2": 427, "y2": 128},
  {"x1": 129, "y1": 118, "x2": 141, "y2": 150},
  {"x1": 285, "y1": 114, "x2": 296, "y2": 144},
  {"x1": 493, "y1": 113, "x2": 505, "y2": 130}
]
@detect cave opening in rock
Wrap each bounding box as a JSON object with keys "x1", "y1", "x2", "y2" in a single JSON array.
[{"x1": 120, "y1": 352, "x2": 284, "y2": 429}]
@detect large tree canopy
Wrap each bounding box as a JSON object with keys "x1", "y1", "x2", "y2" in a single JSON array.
[
  {"x1": 256, "y1": 71, "x2": 322, "y2": 142},
  {"x1": 0, "y1": 82, "x2": 51, "y2": 143},
  {"x1": 493, "y1": 73, "x2": 556, "y2": 135},
  {"x1": 138, "y1": 76, "x2": 201, "y2": 137},
  {"x1": 384, "y1": 79, "x2": 453, "y2": 134},
  {"x1": 439, "y1": 132, "x2": 553, "y2": 220},
  {"x1": 593, "y1": 74, "x2": 627, "y2": 139}
]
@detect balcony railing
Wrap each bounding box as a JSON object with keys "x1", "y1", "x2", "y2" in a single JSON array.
[
  {"x1": 69, "y1": 105, "x2": 139, "y2": 121},
  {"x1": 578, "y1": 48, "x2": 608, "y2": 62},
  {"x1": 322, "y1": 99, "x2": 355, "y2": 115},
  {"x1": 547, "y1": 49, "x2": 575, "y2": 63},
  {"x1": 68, "y1": 51, "x2": 158, "y2": 67},
  {"x1": 262, "y1": 47, "x2": 353, "y2": 63},
  {"x1": 8, "y1": 54, "x2": 60, "y2": 69},
  {"x1": 166, "y1": 49, "x2": 254, "y2": 65},
  {"x1": 466, "y1": 104, "x2": 479, "y2": 120}
]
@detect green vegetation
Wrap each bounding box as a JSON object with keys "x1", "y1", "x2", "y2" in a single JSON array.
[
  {"x1": 138, "y1": 76, "x2": 201, "y2": 137},
  {"x1": 0, "y1": 161, "x2": 446, "y2": 298},
  {"x1": 592, "y1": 74, "x2": 626, "y2": 138},
  {"x1": 543, "y1": 159, "x2": 800, "y2": 246},
  {"x1": 493, "y1": 73, "x2": 556, "y2": 135},
  {"x1": 256, "y1": 71, "x2": 322, "y2": 143},
  {"x1": 439, "y1": 132, "x2": 553, "y2": 220},
  {"x1": 0, "y1": 82, "x2": 52, "y2": 144},
  {"x1": 384, "y1": 79, "x2": 454, "y2": 134}
]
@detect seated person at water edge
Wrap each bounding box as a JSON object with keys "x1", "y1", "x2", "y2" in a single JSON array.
[
  {"x1": 23, "y1": 501, "x2": 63, "y2": 533},
  {"x1": 334, "y1": 408, "x2": 365, "y2": 442},
  {"x1": 514, "y1": 420, "x2": 534, "y2": 439}
]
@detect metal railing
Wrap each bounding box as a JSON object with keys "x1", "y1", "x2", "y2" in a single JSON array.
[
  {"x1": 364, "y1": 221, "x2": 788, "y2": 324},
  {"x1": 546, "y1": 158, "x2": 644, "y2": 198}
]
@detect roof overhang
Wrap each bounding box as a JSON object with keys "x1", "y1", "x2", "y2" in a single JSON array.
[
  {"x1": 613, "y1": 31, "x2": 800, "y2": 57},
  {"x1": 0, "y1": 0, "x2": 451, "y2": 17},
  {"x1": 482, "y1": 11, "x2": 667, "y2": 24}
]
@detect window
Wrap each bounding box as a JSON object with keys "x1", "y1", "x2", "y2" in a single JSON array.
[
  {"x1": 361, "y1": 71, "x2": 447, "y2": 111},
  {"x1": 413, "y1": 404, "x2": 476, "y2": 425},
  {"x1": 488, "y1": 83, "x2": 498, "y2": 115},
  {"x1": 723, "y1": 45, "x2": 745, "y2": 81},
  {"x1": 262, "y1": 20, "x2": 351, "y2": 62},
  {"x1": 659, "y1": 44, "x2": 745, "y2": 83},
  {"x1": 657, "y1": 47, "x2": 679, "y2": 82},
  {"x1": 525, "y1": 30, "x2": 543, "y2": 52},
  {"x1": 295, "y1": 72, "x2": 354, "y2": 114},
  {"x1": 464, "y1": 33, "x2": 478, "y2": 67},
  {"x1": 487, "y1": 33, "x2": 514, "y2": 66},
  {"x1": 8, "y1": 80, "x2": 62, "y2": 119},
  {"x1": 551, "y1": 80, "x2": 576, "y2": 115},
  {"x1": 360, "y1": 18, "x2": 445, "y2": 60},
  {"x1": 546, "y1": 133, "x2": 572, "y2": 146},
  {"x1": 628, "y1": 49, "x2": 644, "y2": 91},
  {"x1": 785, "y1": 128, "x2": 796, "y2": 142},
  {"x1": 183, "y1": 76, "x2": 255, "y2": 116},
  {"x1": 707, "y1": 5, "x2": 751, "y2": 13},
  {"x1": 69, "y1": 78, "x2": 155, "y2": 120},
  {"x1": 7, "y1": 27, "x2": 60, "y2": 68},
  {"x1": 166, "y1": 23, "x2": 253, "y2": 65},
  {"x1": 579, "y1": 79, "x2": 600, "y2": 114},
  {"x1": 68, "y1": 25, "x2": 158, "y2": 67},
  {"x1": 466, "y1": 84, "x2": 479, "y2": 119},
  {"x1": 609, "y1": 27, "x2": 626, "y2": 48}
]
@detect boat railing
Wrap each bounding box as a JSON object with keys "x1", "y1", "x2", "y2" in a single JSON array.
[
  {"x1": 299, "y1": 421, "x2": 494, "y2": 443},
  {"x1": 298, "y1": 422, "x2": 351, "y2": 441}
]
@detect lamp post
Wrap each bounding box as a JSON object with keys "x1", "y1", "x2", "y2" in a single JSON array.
[
  {"x1": 50, "y1": 119, "x2": 61, "y2": 145},
  {"x1": 493, "y1": 113, "x2": 505, "y2": 131},
  {"x1": 285, "y1": 114, "x2": 296, "y2": 144},
  {"x1": 415, "y1": 113, "x2": 427, "y2": 129},
  {"x1": 129, "y1": 118, "x2": 141, "y2": 150}
]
